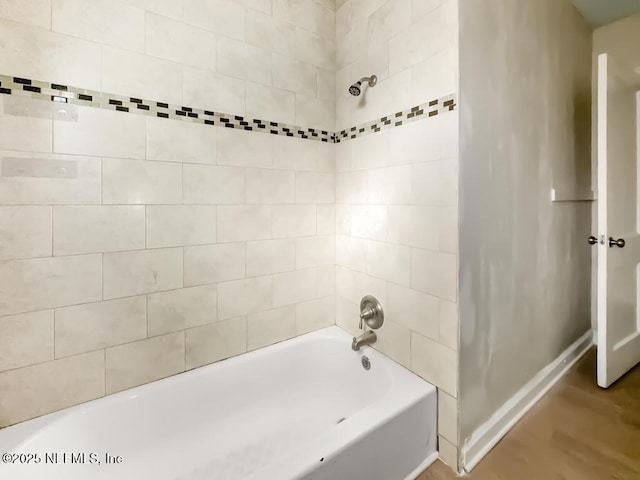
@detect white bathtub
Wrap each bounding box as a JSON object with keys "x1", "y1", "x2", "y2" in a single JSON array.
[{"x1": 0, "y1": 326, "x2": 437, "y2": 480}]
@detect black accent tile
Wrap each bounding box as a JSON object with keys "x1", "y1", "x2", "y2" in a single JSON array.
[
  {"x1": 443, "y1": 99, "x2": 454, "y2": 107},
  {"x1": 428, "y1": 110, "x2": 438, "y2": 117},
  {"x1": 23, "y1": 85, "x2": 41, "y2": 93},
  {"x1": 244, "y1": 126, "x2": 252, "y2": 131},
  {"x1": 221, "y1": 118, "x2": 230, "y2": 123},
  {"x1": 309, "y1": 128, "x2": 315, "y2": 132},
  {"x1": 312, "y1": 132, "x2": 318, "y2": 137},
  {"x1": 51, "y1": 83, "x2": 68, "y2": 91},
  {"x1": 157, "y1": 102, "x2": 169, "y2": 108},
  {"x1": 322, "y1": 130, "x2": 328, "y2": 135},
  {"x1": 359, "y1": 128, "x2": 365, "y2": 133},
  {"x1": 286, "y1": 133, "x2": 293, "y2": 137},
  {"x1": 395, "y1": 112, "x2": 402, "y2": 118},
  {"x1": 270, "y1": 130, "x2": 278, "y2": 134},
  {"x1": 351, "y1": 127, "x2": 356, "y2": 131},
  {"x1": 204, "y1": 110, "x2": 215, "y2": 116},
  {"x1": 374, "y1": 128, "x2": 381, "y2": 132},
  {"x1": 258, "y1": 124, "x2": 266, "y2": 129},
  {"x1": 13, "y1": 77, "x2": 31, "y2": 85},
  {"x1": 77, "y1": 93, "x2": 92, "y2": 101},
  {"x1": 351, "y1": 134, "x2": 356, "y2": 139},
  {"x1": 384, "y1": 120, "x2": 391, "y2": 125},
  {"x1": 416, "y1": 109, "x2": 424, "y2": 116},
  {"x1": 116, "y1": 106, "x2": 129, "y2": 112},
  {"x1": 176, "y1": 110, "x2": 187, "y2": 116},
  {"x1": 449, "y1": 105, "x2": 455, "y2": 111},
  {"x1": 240, "y1": 121, "x2": 249, "y2": 126},
  {"x1": 109, "y1": 99, "x2": 122, "y2": 106},
  {"x1": 0, "y1": 87, "x2": 11, "y2": 94},
  {"x1": 302, "y1": 135, "x2": 308, "y2": 139},
  {"x1": 188, "y1": 112, "x2": 198, "y2": 118},
  {"x1": 283, "y1": 127, "x2": 290, "y2": 132},
  {"x1": 429, "y1": 100, "x2": 438, "y2": 106},
  {"x1": 322, "y1": 138, "x2": 328, "y2": 143},
  {"x1": 381, "y1": 116, "x2": 388, "y2": 122},
  {"x1": 270, "y1": 122, "x2": 278, "y2": 126},
  {"x1": 234, "y1": 115, "x2": 243, "y2": 121},
  {"x1": 130, "y1": 97, "x2": 142, "y2": 104},
  {"x1": 395, "y1": 121, "x2": 402, "y2": 126},
  {"x1": 407, "y1": 112, "x2": 415, "y2": 119},
  {"x1": 411, "y1": 106, "x2": 419, "y2": 112},
  {"x1": 182, "y1": 106, "x2": 193, "y2": 112},
  {"x1": 224, "y1": 123, "x2": 234, "y2": 128},
  {"x1": 157, "y1": 112, "x2": 169, "y2": 118},
  {"x1": 137, "y1": 104, "x2": 150, "y2": 110},
  {"x1": 205, "y1": 119, "x2": 215, "y2": 125}
]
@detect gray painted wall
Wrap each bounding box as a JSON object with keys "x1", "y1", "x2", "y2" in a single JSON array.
[{"x1": 458, "y1": 0, "x2": 593, "y2": 443}]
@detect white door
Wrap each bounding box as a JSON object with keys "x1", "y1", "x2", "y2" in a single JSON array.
[{"x1": 596, "y1": 53, "x2": 640, "y2": 388}]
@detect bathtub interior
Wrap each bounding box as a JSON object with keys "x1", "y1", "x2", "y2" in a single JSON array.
[{"x1": 0, "y1": 327, "x2": 436, "y2": 480}]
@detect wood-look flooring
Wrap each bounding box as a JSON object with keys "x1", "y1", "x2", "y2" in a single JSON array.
[{"x1": 417, "y1": 348, "x2": 640, "y2": 480}]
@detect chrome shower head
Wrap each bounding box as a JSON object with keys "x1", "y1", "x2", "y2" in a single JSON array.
[{"x1": 348, "y1": 75, "x2": 377, "y2": 96}]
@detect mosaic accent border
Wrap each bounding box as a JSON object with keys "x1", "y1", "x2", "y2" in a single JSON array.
[{"x1": 0, "y1": 74, "x2": 456, "y2": 144}]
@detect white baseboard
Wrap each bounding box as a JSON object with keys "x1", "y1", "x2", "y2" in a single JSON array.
[{"x1": 461, "y1": 330, "x2": 593, "y2": 472}]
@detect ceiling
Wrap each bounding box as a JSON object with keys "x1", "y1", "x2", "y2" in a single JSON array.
[{"x1": 571, "y1": 0, "x2": 640, "y2": 27}]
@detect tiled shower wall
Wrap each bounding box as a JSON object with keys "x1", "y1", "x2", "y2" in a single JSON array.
[
  {"x1": 0, "y1": 0, "x2": 337, "y2": 428},
  {"x1": 334, "y1": 0, "x2": 460, "y2": 468}
]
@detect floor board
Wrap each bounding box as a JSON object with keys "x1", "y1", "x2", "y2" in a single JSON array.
[{"x1": 416, "y1": 349, "x2": 640, "y2": 479}]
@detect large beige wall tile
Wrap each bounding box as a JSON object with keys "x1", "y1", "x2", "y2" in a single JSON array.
[
  {"x1": 217, "y1": 127, "x2": 273, "y2": 168},
  {"x1": 217, "y1": 36, "x2": 271, "y2": 85},
  {"x1": 103, "y1": 248, "x2": 183, "y2": 299},
  {"x1": 184, "y1": 243, "x2": 246, "y2": 286},
  {"x1": 0, "y1": 351, "x2": 104, "y2": 427},
  {"x1": 0, "y1": 255, "x2": 102, "y2": 317},
  {"x1": 218, "y1": 276, "x2": 272, "y2": 319},
  {"x1": 295, "y1": 296, "x2": 334, "y2": 335},
  {"x1": 53, "y1": 206, "x2": 145, "y2": 255},
  {"x1": 102, "y1": 159, "x2": 182, "y2": 204},
  {"x1": 102, "y1": 46, "x2": 183, "y2": 105},
  {"x1": 245, "y1": 82, "x2": 295, "y2": 125},
  {"x1": 0, "y1": 107, "x2": 52, "y2": 154},
  {"x1": 0, "y1": 152, "x2": 101, "y2": 205},
  {"x1": 52, "y1": 0, "x2": 145, "y2": 52},
  {"x1": 217, "y1": 205, "x2": 271, "y2": 242},
  {"x1": 246, "y1": 168, "x2": 295, "y2": 204},
  {"x1": 247, "y1": 305, "x2": 296, "y2": 350},
  {"x1": 183, "y1": 165, "x2": 245, "y2": 204},
  {"x1": 438, "y1": 435, "x2": 458, "y2": 469},
  {"x1": 0, "y1": 206, "x2": 52, "y2": 260},
  {"x1": 387, "y1": 283, "x2": 439, "y2": 340},
  {"x1": 295, "y1": 172, "x2": 335, "y2": 204},
  {"x1": 366, "y1": 240, "x2": 411, "y2": 286},
  {"x1": 0, "y1": 0, "x2": 51, "y2": 28},
  {"x1": 0, "y1": 18, "x2": 101, "y2": 90},
  {"x1": 0, "y1": 310, "x2": 54, "y2": 372},
  {"x1": 145, "y1": 12, "x2": 216, "y2": 70},
  {"x1": 295, "y1": 235, "x2": 335, "y2": 268},
  {"x1": 411, "y1": 331, "x2": 457, "y2": 397},
  {"x1": 106, "y1": 332, "x2": 185, "y2": 394},
  {"x1": 439, "y1": 299, "x2": 458, "y2": 351},
  {"x1": 438, "y1": 389, "x2": 458, "y2": 445},
  {"x1": 272, "y1": 205, "x2": 317, "y2": 238},
  {"x1": 147, "y1": 117, "x2": 217, "y2": 165},
  {"x1": 55, "y1": 296, "x2": 147, "y2": 358},
  {"x1": 272, "y1": 268, "x2": 318, "y2": 307},
  {"x1": 411, "y1": 248, "x2": 457, "y2": 301},
  {"x1": 184, "y1": 0, "x2": 246, "y2": 41},
  {"x1": 54, "y1": 107, "x2": 146, "y2": 159},
  {"x1": 148, "y1": 284, "x2": 218, "y2": 336},
  {"x1": 246, "y1": 239, "x2": 295, "y2": 276},
  {"x1": 120, "y1": 0, "x2": 183, "y2": 19},
  {"x1": 186, "y1": 317, "x2": 246, "y2": 369},
  {"x1": 146, "y1": 205, "x2": 216, "y2": 249},
  {"x1": 183, "y1": 67, "x2": 246, "y2": 115},
  {"x1": 375, "y1": 320, "x2": 411, "y2": 369}
]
